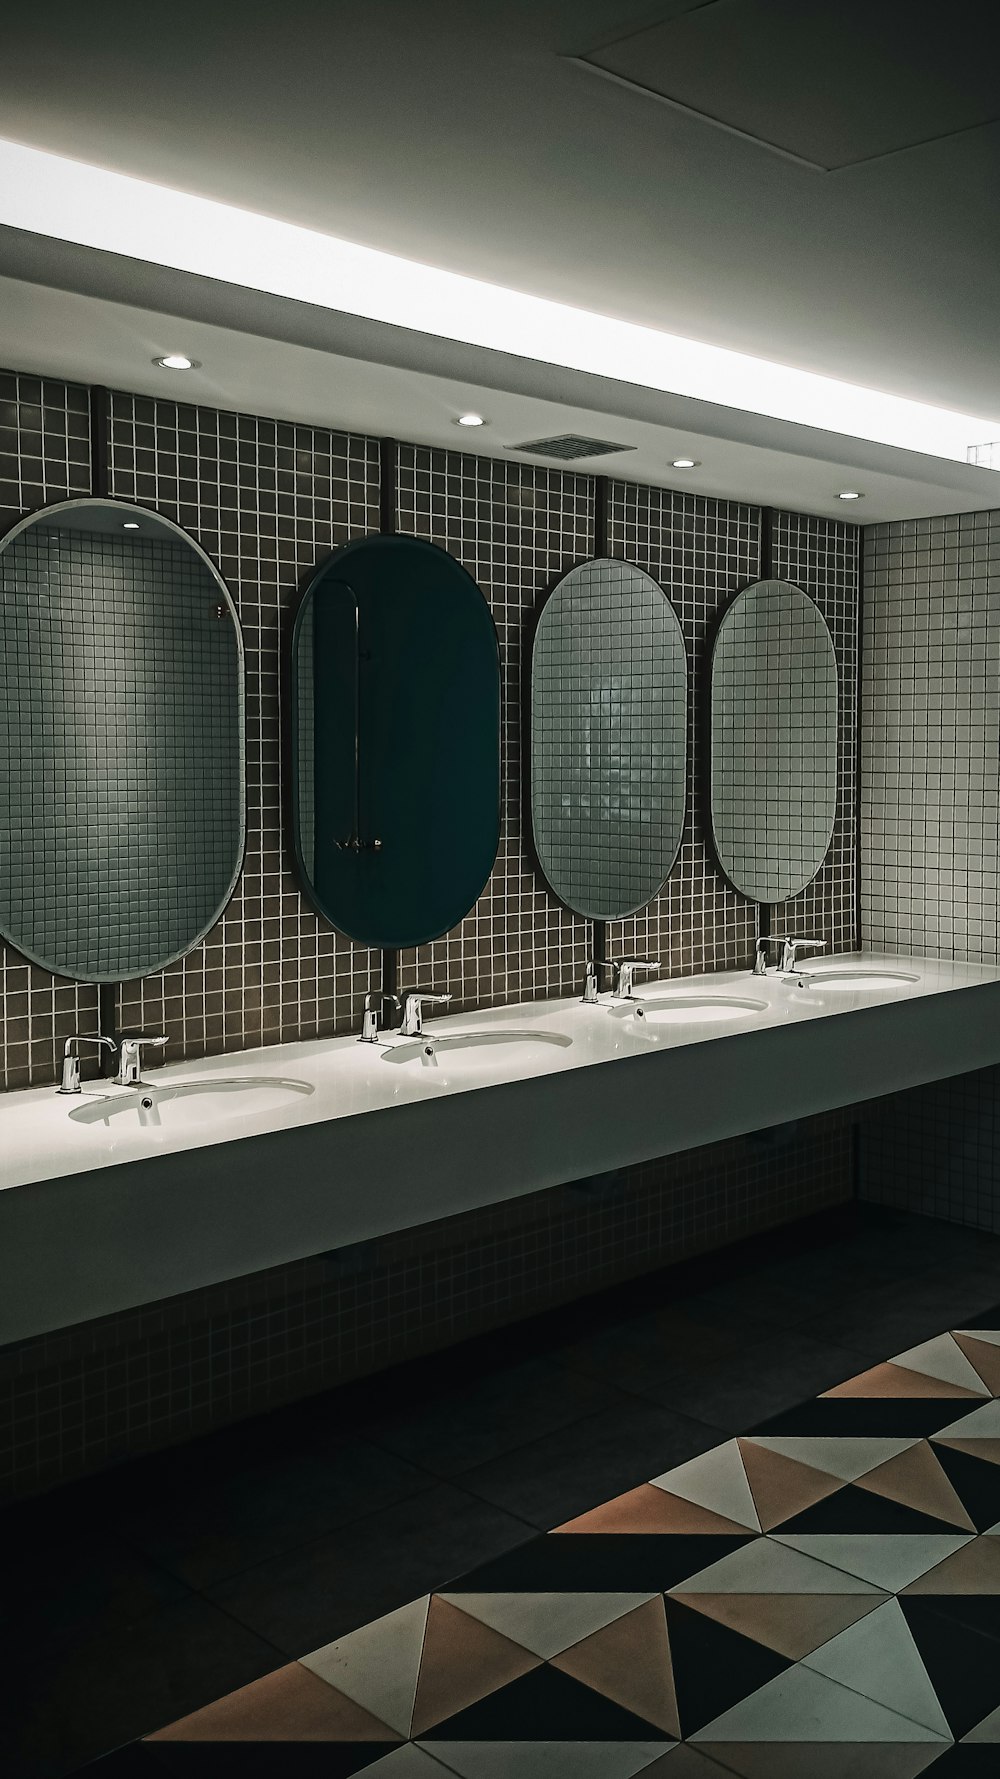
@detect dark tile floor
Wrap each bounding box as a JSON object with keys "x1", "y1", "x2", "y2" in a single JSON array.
[{"x1": 5, "y1": 1203, "x2": 1000, "y2": 1778}]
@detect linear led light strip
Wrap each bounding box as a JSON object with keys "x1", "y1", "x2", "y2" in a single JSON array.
[{"x1": 2, "y1": 138, "x2": 997, "y2": 465}]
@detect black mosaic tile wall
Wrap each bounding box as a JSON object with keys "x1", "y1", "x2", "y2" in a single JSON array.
[{"x1": 0, "y1": 367, "x2": 861, "y2": 1493}]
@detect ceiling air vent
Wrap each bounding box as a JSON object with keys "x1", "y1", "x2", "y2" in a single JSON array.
[{"x1": 510, "y1": 434, "x2": 636, "y2": 461}]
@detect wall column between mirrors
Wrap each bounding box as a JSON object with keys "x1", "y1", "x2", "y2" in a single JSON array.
[
  {"x1": 377, "y1": 433, "x2": 400, "y2": 1024},
  {"x1": 89, "y1": 381, "x2": 120, "y2": 1075}
]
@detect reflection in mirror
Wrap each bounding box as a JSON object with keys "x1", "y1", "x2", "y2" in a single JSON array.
[
  {"x1": 530, "y1": 557, "x2": 687, "y2": 921},
  {"x1": 0, "y1": 497, "x2": 245, "y2": 982},
  {"x1": 290, "y1": 534, "x2": 500, "y2": 949},
  {"x1": 710, "y1": 577, "x2": 837, "y2": 904}
]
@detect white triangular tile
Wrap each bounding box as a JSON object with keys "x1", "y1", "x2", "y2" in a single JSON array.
[
  {"x1": 690, "y1": 1663, "x2": 951, "y2": 1743},
  {"x1": 890, "y1": 1335, "x2": 991, "y2": 1396},
  {"x1": 933, "y1": 1401, "x2": 1000, "y2": 1440},
  {"x1": 418, "y1": 1741, "x2": 672, "y2": 1777},
  {"x1": 671, "y1": 1535, "x2": 882, "y2": 1595},
  {"x1": 301, "y1": 1594, "x2": 430, "y2": 1736},
  {"x1": 963, "y1": 1701, "x2": 1000, "y2": 1742},
  {"x1": 773, "y1": 1534, "x2": 973, "y2": 1592},
  {"x1": 649, "y1": 1439, "x2": 760, "y2": 1531},
  {"x1": 955, "y1": 1331, "x2": 1000, "y2": 1349},
  {"x1": 437, "y1": 1591, "x2": 655, "y2": 1660},
  {"x1": 802, "y1": 1598, "x2": 951, "y2": 1737},
  {"x1": 745, "y1": 1437, "x2": 918, "y2": 1482}
]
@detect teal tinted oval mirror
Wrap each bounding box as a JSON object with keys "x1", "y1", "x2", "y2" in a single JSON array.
[
  {"x1": 290, "y1": 534, "x2": 500, "y2": 949},
  {"x1": 530, "y1": 557, "x2": 687, "y2": 921},
  {"x1": 0, "y1": 497, "x2": 245, "y2": 982},
  {"x1": 710, "y1": 577, "x2": 838, "y2": 903}
]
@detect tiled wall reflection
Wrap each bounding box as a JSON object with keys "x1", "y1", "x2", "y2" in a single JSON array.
[{"x1": 0, "y1": 1109, "x2": 852, "y2": 1499}]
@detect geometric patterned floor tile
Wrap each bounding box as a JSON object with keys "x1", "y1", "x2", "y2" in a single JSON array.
[
  {"x1": 302, "y1": 1599, "x2": 431, "y2": 1737},
  {"x1": 452, "y1": 1534, "x2": 753, "y2": 1595},
  {"x1": 768, "y1": 1481, "x2": 971, "y2": 1538},
  {"x1": 675, "y1": 1591, "x2": 884, "y2": 1660},
  {"x1": 694, "y1": 1746, "x2": 945, "y2": 1777},
  {"x1": 952, "y1": 1335, "x2": 1000, "y2": 1396},
  {"x1": 660, "y1": 1597, "x2": 791, "y2": 1738},
  {"x1": 771, "y1": 1533, "x2": 974, "y2": 1592},
  {"x1": 933, "y1": 1402, "x2": 1000, "y2": 1443},
  {"x1": 855, "y1": 1442, "x2": 977, "y2": 1531},
  {"x1": 417, "y1": 1742, "x2": 672, "y2": 1777},
  {"x1": 743, "y1": 1436, "x2": 920, "y2": 1482},
  {"x1": 145, "y1": 1664, "x2": 403, "y2": 1743},
  {"x1": 801, "y1": 1598, "x2": 952, "y2": 1737},
  {"x1": 900, "y1": 1536, "x2": 1000, "y2": 1596},
  {"x1": 688, "y1": 1662, "x2": 953, "y2": 1743},
  {"x1": 888, "y1": 1338, "x2": 993, "y2": 1398},
  {"x1": 551, "y1": 1598, "x2": 680, "y2": 1737},
  {"x1": 554, "y1": 1484, "x2": 753, "y2": 1536},
  {"x1": 364, "y1": 1751, "x2": 458, "y2": 1776},
  {"x1": 899, "y1": 1598, "x2": 1000, "y2": 1740},
  {"x1": 963, "y1": 1700, "x2": 1000, "y2": 1741},
  {"x1": 823, "y1": 1363, "x2": 985, "y2": 1401},
  {"x1": 409, "y1": 1598, "x2": 539, "y2": 1737},
  {"x1": 752, "y1": 1400, "x2": 980, "y2": 1437},
  {"x1": 437, "y1": 1592, "x2": 657, "y2": 1660},
  {"x1": 418, "y1": 1662, "x2": 676, "y2": 1740},
  {"x1": 672, "y1": 1536, "x2": 886, "y2": 1595},
  {"x1": 650, "y1": 1443, "x2": 761, "y2": 1533},
  {"x1": 932, "y1": 1447, "x2": 1000, "y2": 1531},
  {"x1": 734, "y1": 1439, "x2": 844, "y2": 1531}
]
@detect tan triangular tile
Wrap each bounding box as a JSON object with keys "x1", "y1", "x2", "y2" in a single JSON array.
[
  {"x1": 552, "y1": 1595, "x2": 680, "y2": 1737},
  {"x1": 954, "y1": 1333, "x2": 1000, "y2": 1395},
  {"x1": 410, "y1": 1597, "x2": 538, "y2": 1736},
  {"x1": 555, "y1": 1483, "x2": 753, "y2": 1535},
  {"x1": 148, "y1": 1664, "x2": 402, "y2": 1742},
  {"x1": 890, "y1": 1335, "x2": 991, "y2": 1396},
  {"x1": 901, "y1": 1534, "x2": 1000, "y2": 1595},
  {"x1": 674, "y1": 1591, "x2": 884, "y2": 1660},
  {"x1": 737, "y1": 1439, "x2": 843, "y2": 1531},
  {"x1": 823, "y1": 1362, "x2": 984, "y2": 1399},
  {"x1": 855, "y1": 1440, "x2": 976, "y2": 1531},
  {"x1": 936, "y1": 1437, "x2": 1000, "y2": 1468},
  {"x1": 650, "y1": 1440, "x2": 760, "y2": 1532}
]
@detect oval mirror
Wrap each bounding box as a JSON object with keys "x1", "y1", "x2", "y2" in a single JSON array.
[
  {"x1": 710, "y1": 577, "x2": 837, "y2": 903},
  {"x1": 530, "y1": 557, "x2": 687, "y2": 921},
  {"x1": 290, "y1": 534, "x2": 500, "y2": 949},
  {"x1": 0, "y1": 497, "x2": 245, "y2": 981}
]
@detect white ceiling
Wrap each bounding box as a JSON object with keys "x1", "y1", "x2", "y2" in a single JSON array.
[{"x1": 0, "y1": 0, "x2": 998, "y2": 518}]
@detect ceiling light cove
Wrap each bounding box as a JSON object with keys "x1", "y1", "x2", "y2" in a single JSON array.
[
  {"x1": 671, "y1": 457, "x2": 699, "y2": 468},
  {"x1": 154, "y1": 353, "x2": 199, "y2": 371},
  {"x1": 837, "y1": 490, "x2": 865, "y2": 500},
  {"x1": 455, "y1": 412, "x2": 487, "y2": 427},
  {"x1": 3, "y1": 139, "x2": 998, "y2": 465}
]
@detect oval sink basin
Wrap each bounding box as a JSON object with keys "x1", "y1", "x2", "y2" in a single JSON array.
[
  {"x1": 381, "y1": 1029, "x2": 572, "y2": 1077},
  {"x1": 69, "y1": 1075, "x2": 315, "y2": 1129},
  {"x1": 615, "y1": 994, "x2": 769, "y2": 1026},
  {"x1": 796, "y1": 969, "x2": 919, "y2": 990}
]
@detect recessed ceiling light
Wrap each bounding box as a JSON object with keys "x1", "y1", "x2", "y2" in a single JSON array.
[
  {"x1": 455, "y1": 412, "x2": 487, "y2": 427},
  {"x1": 837, "y1": 489, "x2": 864, "y2": 500},
  {"x1": 154, "y1": 353, "x2": 200, "y2": 371},
  {"x1": 671, "y1": 457, "x2": 700, "y2": 468},
  {"x1": 123, "y1": 521, "x2": 140, "y2": 530}
]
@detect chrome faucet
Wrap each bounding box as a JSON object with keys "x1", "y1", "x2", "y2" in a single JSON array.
[
  {"x1": 782, "y1": 937, "x2": 825, "y2": 977},
  {"x1": 612, "y1": 959, "x2": 659, "y2": 1000},
  {"x1": 114, "y1": 1033, "x2": 167, "y2": 1086},
  {"x1": 753, "y1": 936, "x2": 783, "y2": 976},
  {"x1": 400, "y1": 991, "x2": 452, "y2": 1037},
  {"x1": 359, "y1": 990, "x2": 401, "y2": 1043},
  {"x1": 58, "y1": 1034, "x2": 116, "y2": 1094}
]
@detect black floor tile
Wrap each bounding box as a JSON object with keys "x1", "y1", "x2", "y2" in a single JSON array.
[
  {"x1": 552, "y1": 1302, "x2": 767, "y2": 1394},
  {"x1": 0, "y1": 1596, "x2": 282, "y2": 1779},
  {"x1": 633, "y1": 1330, "x2": 863, "y2": 1429},
  {"x1": 205, "y1": 1482, "x2": 532, "y2": 1656},
  {"x1": 458, "y1": 1396, "x2": 726, "y2": 1529},
  {"x1": 0, "y1": 1517, "x2": 189, "y2": 1660},
  {"x1": 800, "y1": 1267, "x2": 1000, "y2": 1361},
  {"x1": 362, "y1": 1353, "x2": 624, "y2": 1477}
]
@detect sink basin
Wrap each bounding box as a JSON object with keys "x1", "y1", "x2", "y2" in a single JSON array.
[
  {"x1": 69, "y1": 1075, "x2": 315, "y2": 1129},
  {"x1": 795, "y1": 969, "x2": 919, "y2": 990},
  {"x1": 613, "y1": 993, "x2": 769, "y2": 1026},
  {"x1": 380, "y1": 1028, "x2": 572, "y2": 1078}
]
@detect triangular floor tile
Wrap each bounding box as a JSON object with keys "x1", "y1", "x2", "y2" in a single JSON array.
[
  {"x1": 695, "y1": 1744, "x2": 944, "y2": 1777},
  {"x1": 424, "y1": 1662, "x2": 675, "y2": 1740},
  {"x1": 902, "y1": 1535, "x2": 1000, "y2": 1595},
  {"x1": 823, "y1": 1362, "x2": 984, "y2": 1400},
  {"x1": 933, "y1": 1402, "x2": 1000, "y2": 1442},
  {"x1": 650, "y1": 1441, "x2": 760, "y2": 1532},
  {"x1": 455, "y1": 1534, "x2": 751, "y2": 1594},
  {"x1": 735, "y1": 1438, "x2": 843, "y2": 1531},
  {"x1": 934, "y1": 1444, "x2": 1000, "y2": 1531},
  {"x1": 410, "y1": 1597, "x2": 539, "y2": 1737},
  {"x1": 675, "y1": 1535, "x2": 885, "y2": 1595},
  {"x1": 802, "y1": 1598, "x2": 951, "y2": 1737},
  {"x1": 956, "y1": 1330, "x2": 1000, "y2": 1348},
  {"x1": 953, "y1": 1334, "x2": 1000, "y2": 1395},
  {"x1": 148, "y1": 1663, "x2": 403, "y2": 1742},
  {"x1": 437, "y1": 1592, "x2": 656, "y2": 1660},
  {"x1": 772, "y1": 1481, "x2": 967, "y2": 1537},
  {"x1": 364, "y1": 1751, "x2": 456, "y2": 1776},
  {"x1": 302, "y1": 1597, "x2": 430, "y2": 1737},
  {"x1": 936, "y1": 1438, "x2": 1000, "y2": 1468},
  {"x1": 555, "y1": 1484, "x2": 751, "y2": 1536},
  {"x1": 901, "y1": 1597, "x2": 1000, "y2": 1739},
  {"x1": 772, "y1": 1532, "x2": 973, "y2": 1592},
  {"x1": 676, "y1": 1591, "x2": 884, "y2": 1660},
  {"x1": 964, "y1": 1701, "x2": 1000, "y2": 1741},
  {"x1": 690, "y1": 1662, "x2": 951, "y2": 1743},
  {"x1": 418, "y1": 1741, "x2": 672, "y2": 1777},
  {"x1": 856, "y1": 1440, "x2": 976, "y2": 1531},
  {"x1": 745, "y1": 1435, "x2": 919, "y2": 1482},
  {"x1": 637, "y1": 1748, "x2": 732, "y2": 1775},
  {"x1": 661, "y1": 1595, "x2": 790, "y2": 1737},
  {"x1": 552, "y1": 1597, "x2": 680, "y2": 1737},
  {"x1": 890, "y1": 1336, "x2": 992, "y2": 1397}
]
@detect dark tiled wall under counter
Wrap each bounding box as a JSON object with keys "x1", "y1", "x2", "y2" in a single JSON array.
[{"x1": 0, "y1": 366, "x2": 861, "y2": 1493}]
